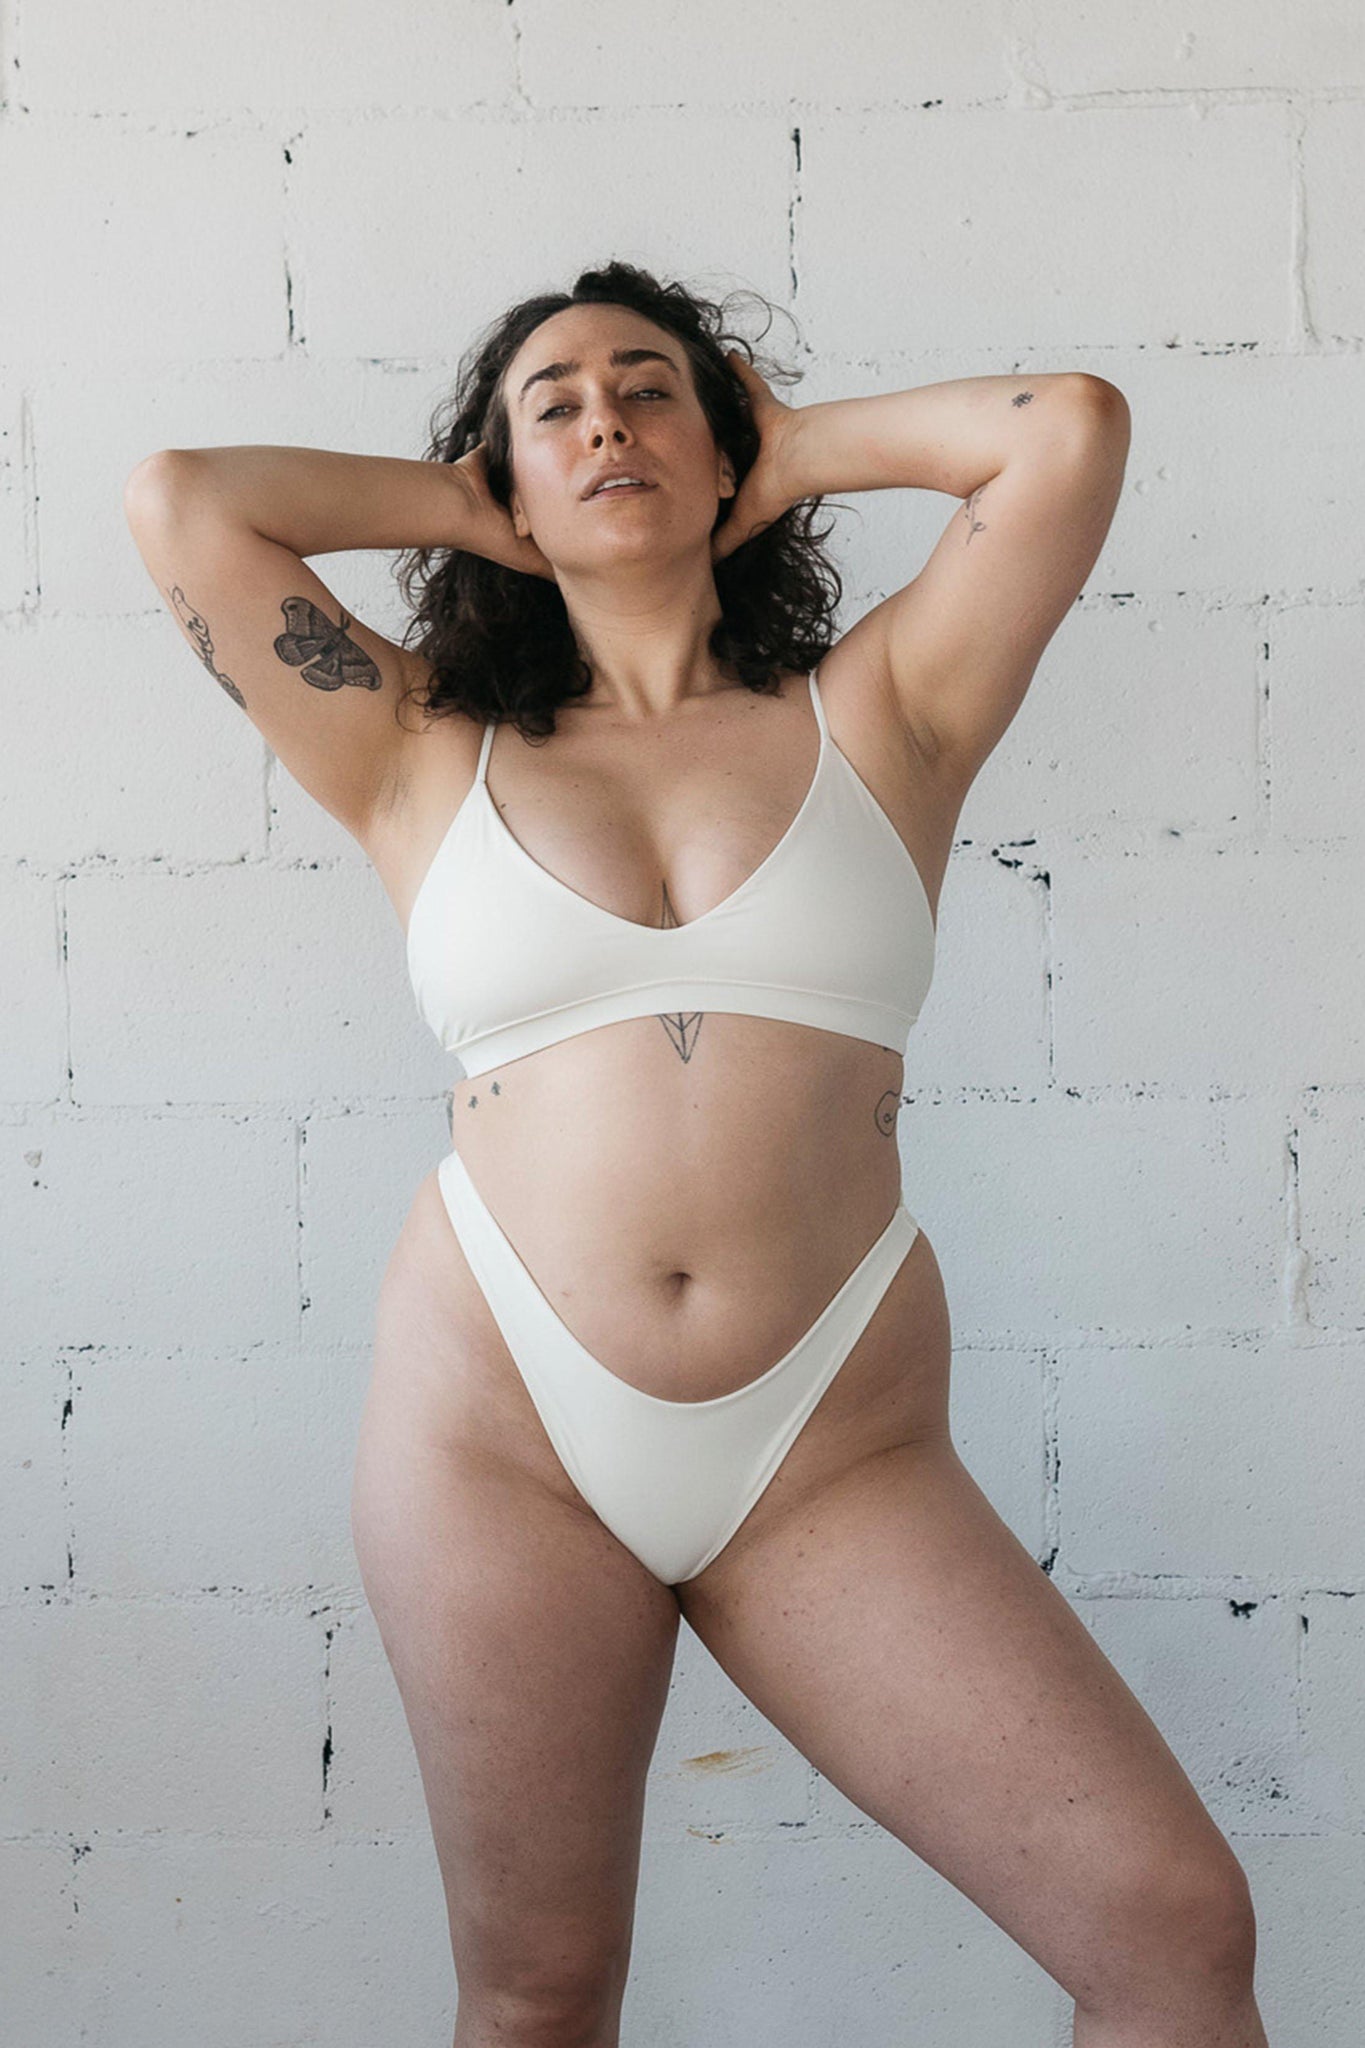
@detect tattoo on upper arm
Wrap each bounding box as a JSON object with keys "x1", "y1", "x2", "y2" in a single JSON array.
[
  {"x1": 654, "y1": 879, "x2": 705, "y2": 1061},
  {"x1": 961, "y1": 385, "x2": 1039, "y2": 544},
  {"x1": 962, "y1": 387, "x2": 1035, "y2": 543},
  {"x1": 168, "y1": 585, "x2": 247, "y2": 709},
  {"x1": 274, "y1": 598, "x2": 382, "y2": 692}
]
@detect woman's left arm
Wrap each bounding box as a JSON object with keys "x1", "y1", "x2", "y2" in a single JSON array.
[
  {"x1": 732, "y1": 364, "x2": 1130, "y2": 776},
  {"x1": 776, "y1": 369, "x2": 1117, "y2": 502}
]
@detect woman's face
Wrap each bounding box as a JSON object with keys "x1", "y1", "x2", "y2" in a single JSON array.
[{"x1": 501, "y1": 301, "x2": 735, "y2": 573}]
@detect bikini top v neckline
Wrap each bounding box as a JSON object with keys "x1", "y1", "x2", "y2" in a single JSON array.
[
  {"x1": 473, "y1": 668, "x2": 831, "y2": 940},
  {"x1": 405, "y1": 667, "x2": 933, "y2": 960}
]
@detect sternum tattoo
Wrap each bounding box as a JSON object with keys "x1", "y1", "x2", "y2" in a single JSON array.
[{"x1": 655, "y1": 878, "x2": 704, "y2": 1062}]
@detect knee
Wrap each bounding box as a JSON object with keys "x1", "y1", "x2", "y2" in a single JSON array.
[
  {"x1": 1118, "y1": 1845, "x2": 1258, "y2": 1989},
  {"x1": 455, "y1": 1944, "x2": 626, "y2": 2047},
  {"x1": 455, "y1": 1982, "x2": 619, "y2": 2048},
  {"x1": 1072, "y1": 1845, "x2": 1258, "y2": 2025},
  {"x1": 1173, "y1": 1851, "x2": 1257, "y2": 1973}
]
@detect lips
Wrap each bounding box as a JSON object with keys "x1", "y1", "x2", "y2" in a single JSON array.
[
  {"x1": 582, "y1": 467, "x2": 656, "y2": 499},
  {"x1": 587, "y1": 480, "x2": 656, "y2": 499}
]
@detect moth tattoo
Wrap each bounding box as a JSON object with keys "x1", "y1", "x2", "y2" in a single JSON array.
[{"x1": 273, "y1": 598, "x2": 381, "y2": 692}]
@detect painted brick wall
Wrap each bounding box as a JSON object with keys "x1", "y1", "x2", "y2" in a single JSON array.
[{"x1": 3, "y1": 4, "x2": 1363, "y2": 2042}]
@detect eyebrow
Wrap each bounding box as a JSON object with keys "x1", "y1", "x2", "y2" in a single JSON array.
[{"x1": 516, "y1": 346, "x2": 682, "y2": 407}]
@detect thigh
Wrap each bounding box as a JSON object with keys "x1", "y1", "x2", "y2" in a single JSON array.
[
  {"x1": 352, "y1": 1170, "x2": 683, "y2": 2006},
  {"x1": 677, "y1": 1435, "x2": 1249, "y2": 2008}
]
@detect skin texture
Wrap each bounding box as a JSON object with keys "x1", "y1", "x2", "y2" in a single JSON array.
[{"x1": 346, "y1": 304, "x2": 1265, "y2": 2044}]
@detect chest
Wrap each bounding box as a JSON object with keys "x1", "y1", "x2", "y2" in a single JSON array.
[
  {"x1": 374, "y1": 675, "x2": 953, "y2": 944},
  {"x1": 485, "y1": 721, "x2": 828, "y2": 932}
]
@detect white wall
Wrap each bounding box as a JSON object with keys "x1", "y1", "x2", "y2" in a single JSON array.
[{"x1": 3, "y1": 3, "x2": 1363, "y2": 2042}]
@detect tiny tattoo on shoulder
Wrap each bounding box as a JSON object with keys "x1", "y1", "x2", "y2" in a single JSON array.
[
  {"x1": 961, "y1": 483, "x2": 987, "y2": 546},
  {"x1": 1011, "y1": 390, "x2": 1035, "y2": 407},
  {"x1": 655, "y1": 879, "x2": 705, "y2": 1060},
  {"x1": 274, "y1": 597, "x2": 382, "y2": 692},
  {"x1": 168, "y1": 585, "x2": 247, "y2": 708}
]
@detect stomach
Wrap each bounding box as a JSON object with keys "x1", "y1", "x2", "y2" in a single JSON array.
[{"x1": 437, "y1": 1009, "x2": 918, "y2": 1402}]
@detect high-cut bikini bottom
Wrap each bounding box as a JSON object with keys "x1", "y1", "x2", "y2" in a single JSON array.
[{"x1": 436, "y1": 1144, "x2": 921, "y2": 1587}]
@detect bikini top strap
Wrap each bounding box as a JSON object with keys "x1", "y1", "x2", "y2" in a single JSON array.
[
  {"x1": 475, "y1": 720, "x2": 497, "y2": 785},
  {"x1": 807, "y1": 665, "x2": 829, "y2": 739}
]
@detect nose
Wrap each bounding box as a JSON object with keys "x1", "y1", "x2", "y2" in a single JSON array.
[{"x1": 582, "y1": 393, "x2": 632, "y2": 446}]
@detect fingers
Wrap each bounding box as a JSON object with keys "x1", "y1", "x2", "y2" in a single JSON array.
[
  {"x1": 725, "y1": 348, "x2": 771, "y2": 410},
  {"x1": 725, "y1": 350, "x2": 757, "y2": 407}
]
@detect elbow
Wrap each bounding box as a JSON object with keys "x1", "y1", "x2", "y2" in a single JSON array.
[
  {"x1": 1073, "y1": 375, "x2": 1131, "y2": 431},
  {"x1": 123, "y1": 448, "x2": 199, "y2": 528},
  {"x1": 1059, "y1": 379, "x2": 1131, "y2": 472}
]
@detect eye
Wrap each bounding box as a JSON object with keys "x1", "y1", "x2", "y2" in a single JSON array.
[{"x1": 536, "y1": 389, "x2": 670, "y2": 423}]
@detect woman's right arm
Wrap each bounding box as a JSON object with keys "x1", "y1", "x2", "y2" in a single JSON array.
[{"x1": 122, "y1": 444, "x2": 539, "y2": 839}]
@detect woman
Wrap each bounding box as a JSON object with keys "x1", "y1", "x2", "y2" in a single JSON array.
[{"x1": 124, "y1": 261, "x2": 1267, "y2": 2047}]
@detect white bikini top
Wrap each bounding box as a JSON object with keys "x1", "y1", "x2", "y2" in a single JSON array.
[{"x1": 405, "y1": 668, "x2": 936, "y2": 1078}]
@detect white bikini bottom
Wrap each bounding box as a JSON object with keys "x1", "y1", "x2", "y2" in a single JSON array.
[{"x1": 436, "y1": 1143, "x2": 921, "y2": 1587}]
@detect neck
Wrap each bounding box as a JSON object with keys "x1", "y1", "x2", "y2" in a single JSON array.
[{"x1": 557, "y1": 561, "x2": 728, "y2": 722}]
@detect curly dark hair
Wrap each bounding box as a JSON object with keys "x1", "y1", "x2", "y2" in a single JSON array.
[{"x1": 393, "y1": 259, "x2": 844, "y2": 740}]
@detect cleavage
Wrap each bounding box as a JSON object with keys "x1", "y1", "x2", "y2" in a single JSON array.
[{"x1": 485, "y1": 694, "x2": 821, "y2": 929}]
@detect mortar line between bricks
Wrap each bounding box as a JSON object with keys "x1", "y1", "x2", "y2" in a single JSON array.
[
  {"x1": 507, "y1": 0, "x2": 531, "y2": 112},
  {"x1": 1041, "y1": 1347, "x2": 1061, "y2": 1565},
  {"x1": 1042, "y1": 839, "x2": 1056, "y2": 1087},
  {"x1": 1254, "y1": 597, "x2": 1272, "y2": 829},
  {"x1": 1, "y1": 1586, "x2": 377, "y2": 1613},
  {"x1": 1281, "y1": 1113, "x2": 1309, "y2": 1327},
  {"x1": 11, "y1": 1577, "x2": 1361, "y2": 1609},
  {"x1": 11, "y1": 87, "x2": 1365, "y2": 136},
  {"x1": 61, "y1": 1356, "x2": 75, "y2": 1593},
  {"x1": 7, "y1": 0, "x2": 24, "y2": 116},
  {"x1": 1286, "y1": 98, "x2": 1314, "y2": 346},
  {"x1": 788, "y1": 122, "x2": 801, "y2": 305},
  {"x1": 1049, "y1": 1574, "x2": 1365, "y2": 1600},
  {"x1": 1005, "y1": 0, "x2": 1047, "y2": 102},
  {"x1": 281, "y1": 124, "x2": 303, "y2": 352},
  {"x1": 19, "y1": 388, "x2": 40, "y2": 613},
  {"x1": 56, "y1": 869, "x2": 73, "y2": 1100},
  {"x1": 12, "y1": 344, "x2": 1365, "y2": 378},
  {"x1": 294, "y1": 1116, "x2": 306, "y2": 1344}
]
